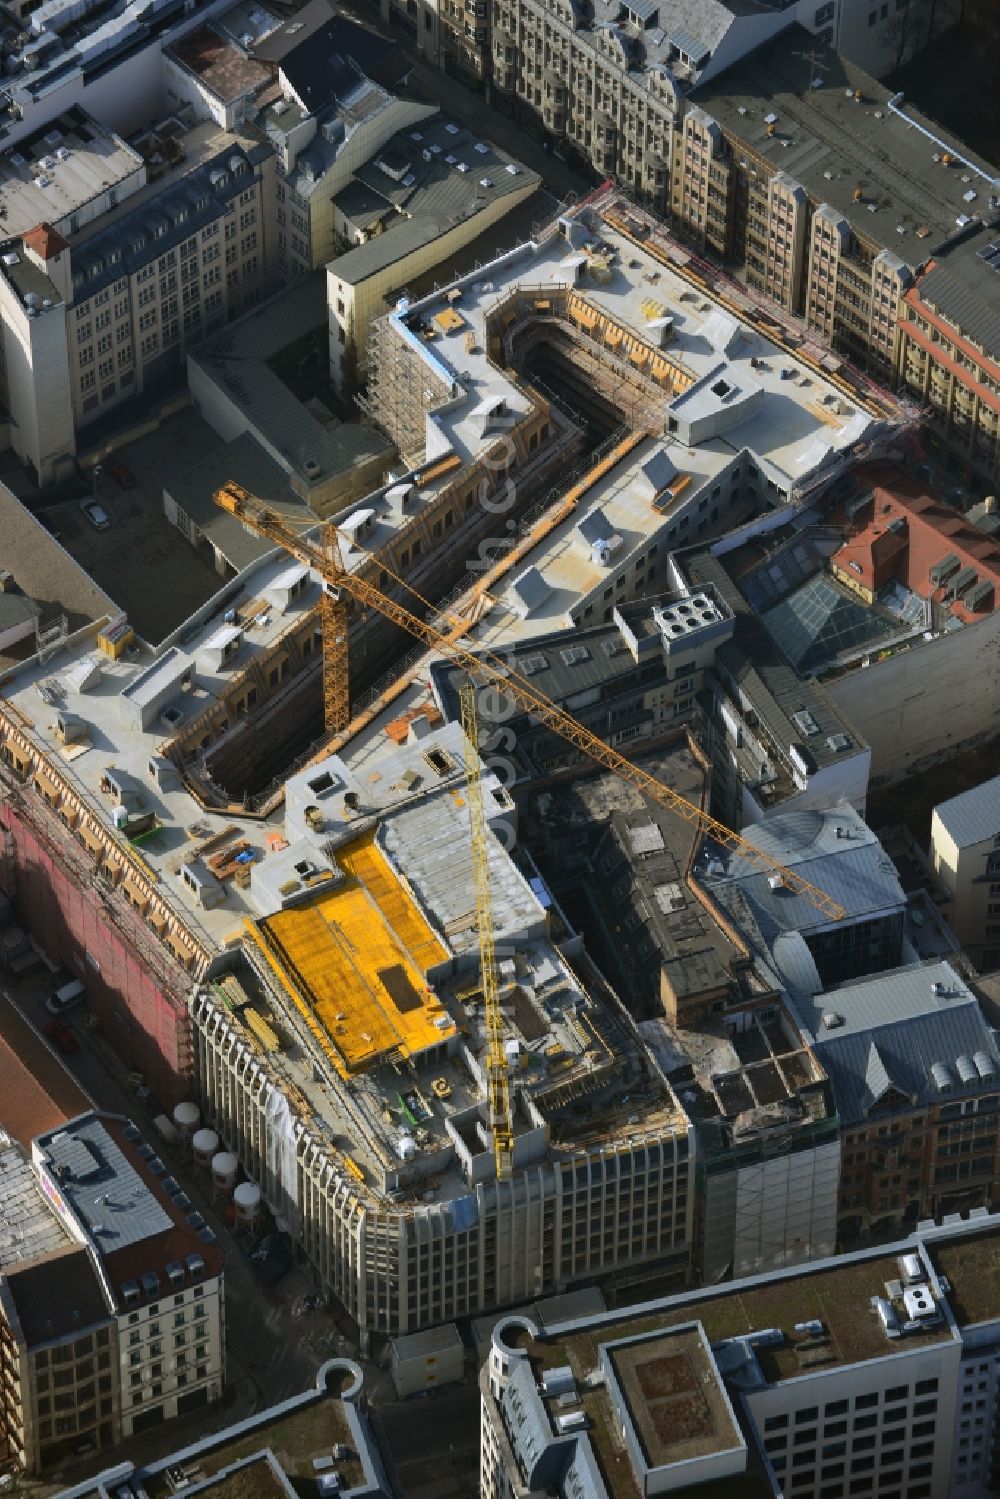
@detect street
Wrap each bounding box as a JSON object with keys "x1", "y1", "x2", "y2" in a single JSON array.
[{"x1": 0, "y1": 975, "x2": 401, "y2": 1495}]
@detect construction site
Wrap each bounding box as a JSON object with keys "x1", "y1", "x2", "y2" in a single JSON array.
[{"x1": 0, "y1": 188, "x2": 915, "y2": 1342}]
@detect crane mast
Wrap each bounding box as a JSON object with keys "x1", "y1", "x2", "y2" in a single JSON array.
[
  {"x1": 460, "y1": 682, "x2": 515, "y2": 1181},
  {"x1": 213, "y1": 482, "x2": 847, "y2": 923}
]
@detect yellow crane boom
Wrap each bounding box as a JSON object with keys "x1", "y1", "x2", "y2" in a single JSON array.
[
  {"x1": 213, "y1": 482, "x2": 847, "y2": 923},
  {"x1": 460, "y1": 682, "x2": 515, "y2": 1180}
]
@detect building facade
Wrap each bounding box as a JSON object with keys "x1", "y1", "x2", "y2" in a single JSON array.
[
  {"x1": 480, "y1": 1214, "x2": 1000, "y2": 1499},
  {"x1": 931, "y1": 776, "x2": 1000, "y2": 970},
  {"x1": 0, "y1": 115, "x2": 275, "y2": 483}
]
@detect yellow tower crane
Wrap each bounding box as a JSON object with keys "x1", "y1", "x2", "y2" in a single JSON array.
[
  {"x1": 459, "y1": 681, "x2": 515, "y2": 1180},
  {"x1": 213, "y1": 482, "x2": 846, "y2": 923}
]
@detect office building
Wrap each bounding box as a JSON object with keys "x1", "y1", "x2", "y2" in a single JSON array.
[
  {"x1": 57, "y1": 1360, "x2": 396, "y2": 1499},
  {"x1": 480, "y1": 1212, "x2": 1000, "y2": 1499},
  {"x1": 931, "y1": 776, "x2": 1000, "y2": 971}
]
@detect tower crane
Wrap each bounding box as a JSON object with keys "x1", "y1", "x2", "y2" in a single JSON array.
[
  {"x1": 213, "y1": 482, "x2": 847, "y2": 922},
  {"x1": 460, "y1": 681, "x2": 515, "y2": 1180}
]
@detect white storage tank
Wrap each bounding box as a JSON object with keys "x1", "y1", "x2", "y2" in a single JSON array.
[
  {"x1": 233, "y1": 1180, "x2": 262, "y2": 1227},
  {"x1": 192, "y1": 1128, "x2": 220, "y2": 1168},
  {"x1": 211, "y1": 1150, "x2": 239, "y2": 1192},
  {"x1": 172, "y1": 1101, "x2": 200, "y2": 1141}
]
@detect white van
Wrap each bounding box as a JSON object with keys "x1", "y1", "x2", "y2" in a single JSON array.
[{"x1": 46, "y1": 978, "x2": 86, "y2": 1016}]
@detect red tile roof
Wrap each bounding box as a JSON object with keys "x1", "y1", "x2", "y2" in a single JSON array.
[
  {"x1": 22, "y1": 222, "x2": 69, "y2": 260},
  {"x1": 832, "y1": 463, "x2": 1000, "y2": 624},
  {"x1": 0, "y1": 992, "x2": 90, "y2": 1149}
]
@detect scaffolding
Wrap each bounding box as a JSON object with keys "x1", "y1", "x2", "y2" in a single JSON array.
[{"x1": 362, "y1": 312, "x2": 455, "y2": 465}]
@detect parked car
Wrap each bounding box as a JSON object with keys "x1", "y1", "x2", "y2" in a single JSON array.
[
  {"x1": 46, "y1": 977, "x2": 86, "y2": 1016},
  {"x1": 79, "y1": 499, "x2": 110, "y2": 529},
  {"x1": 44, "y1": 1019, "x2": 80, "y2": 1054},
  {"x1": 108, "y1": 461, "x2": 136, "y2": 490},
  {"x1": 250, "y1": 1230, "x2": 281, "y2": 1264},
  {"x1": 257, "y1": 1239, "x2": 293, "y2": 1288}
]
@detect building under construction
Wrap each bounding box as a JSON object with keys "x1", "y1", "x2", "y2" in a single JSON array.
[{"x1": 0, "y1": 191, "x2": 915, "y2": 1341}]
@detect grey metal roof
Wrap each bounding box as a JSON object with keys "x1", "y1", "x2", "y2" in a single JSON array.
[
  {"x1": 190, "y1": 274, "x2": 394, "y2": 486},
  {"x1": 914, "y1": 225, "x2": 1000, "y2": 362},
  {"x1": 36, "y1": 1116, "x2": 172, "y2": 1252},
  {"x1": 798, "y1": 961, "x2": 1000, "y2": 1124},
  {"x1": 933, "y1": 773, "x2": 1000, "y2": 850},
  {"x1": 696, "y1": 806, "x2": 906, "y2": 944}
]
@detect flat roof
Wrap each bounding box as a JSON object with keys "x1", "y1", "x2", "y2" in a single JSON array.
[
  {"x1": 692, "y1": 26, "x2": 1000, "y2": 256},
  {"x1": 167, "y1": 433, "x2": 315, "y2": 571},
  {"x1": 254, "y1": 830, "x2": 454, "y2": 1075},
  {"x1": 607, "y1": 1326, "x2": 743, "y2": 1471},
  {"x1": 0, "y1": 105, "x2": 142, "y2": 238},
  {"x1": 190, "y1": 274, "x2": 394, "y2": 486},
  {"x1": 538, "y1": 1244, "x2": 953, "y2": 1389},
  {"x1": 166, "y1": 26, "x2": 270, "y2": 104},
  {"x1": 143, "y1": 1386, "x2": 367, "y2": 1497}
]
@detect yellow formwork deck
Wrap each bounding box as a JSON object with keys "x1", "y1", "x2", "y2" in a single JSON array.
[{"x1": 255, "y1": 832, "x2": 454, "y2": 1076}]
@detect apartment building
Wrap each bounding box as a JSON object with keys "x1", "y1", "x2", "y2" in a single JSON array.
[
  {"x1": 0, "y1": 111, "x2": 274, "y2": 482},
  {"x1": 931, "y1": 776, "x2": 1000, "y2": 970},
  {"x1": 480, "y1": 1214, "x2": 1000, "y2": 1499},
  {"x1": 32, "y1": 1114, "x2": 226, "y2": 1438},
  {"x1": 895, "y1": 223, "x2": 1000, "y2": 484},
  {"x1": 687, "y1": 36, "x2": 992, "y2": 380}
]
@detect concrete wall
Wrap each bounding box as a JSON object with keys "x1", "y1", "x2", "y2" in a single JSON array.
[
  {"x1": 825, "y1": 609, "x2": 1000, "y2": 784},
  {"x1": 0, "y1": 286, "x2": 75, "y2": 483}
]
